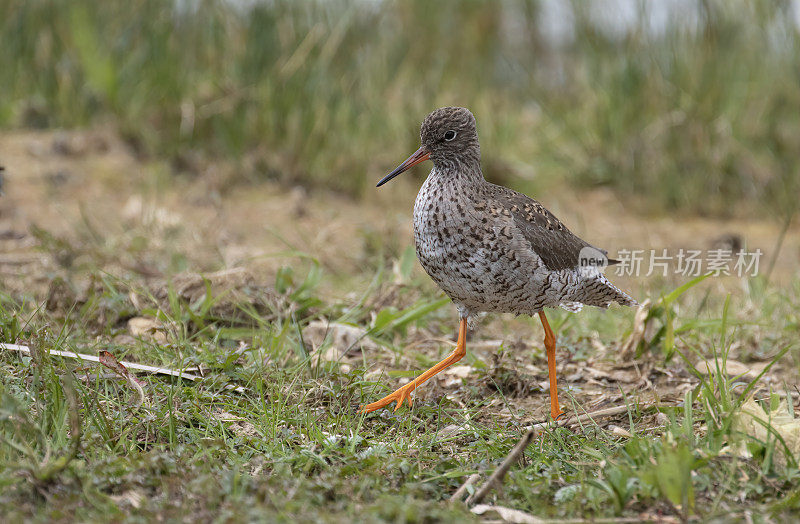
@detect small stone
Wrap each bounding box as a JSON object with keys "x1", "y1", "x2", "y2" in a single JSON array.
[
  {"x1": 609, "y1": 425, "x2": 632, "y2": 438},
  {"x1": 128, "y1": 317, "x2": 167, "y2": 344}
]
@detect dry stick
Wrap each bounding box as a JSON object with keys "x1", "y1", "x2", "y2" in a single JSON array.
[
  {"x1": 464, "y1": 404, "x2": 649, "y2": 507},
  {"x1": 527, "y1": 405, "x2": 631, "y2": 432},
  {"x1": 449, "y1": 473, "x2": 480, "y2": 503},
  {"x1": 465, "y1": 426, "x2": 538, "y2": 506},
  {"x1": 1, "y1": 343, "x2": 246, "y2": 393}
]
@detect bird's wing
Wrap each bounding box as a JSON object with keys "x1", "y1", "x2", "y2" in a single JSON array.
[{"x1": 485, "y1": 184, "x2": 604, "y2": 271}]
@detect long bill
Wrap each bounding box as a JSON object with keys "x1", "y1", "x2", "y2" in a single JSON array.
[{"x1": 376, "y1": 146, "x2": 430, "y2": 187}]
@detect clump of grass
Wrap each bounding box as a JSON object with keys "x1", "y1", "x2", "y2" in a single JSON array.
[
  {"x1": 1, "y1": 246, "x2": 798, "y2": 521},
  {"x1": 2, "y1": 0, "x2": 799, "y2": 214}
]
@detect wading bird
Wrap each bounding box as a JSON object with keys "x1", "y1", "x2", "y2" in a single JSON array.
[{"x1": 361, "y1": 107, "x2": 636, "y2": 419}]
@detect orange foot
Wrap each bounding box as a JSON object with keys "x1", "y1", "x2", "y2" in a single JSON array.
[
  {"x1": 360, "y1": 383, "x2": 416, "y2": 413},
  {"x1": 552, "y1": 409, "x2": 566, "y2": 421}
]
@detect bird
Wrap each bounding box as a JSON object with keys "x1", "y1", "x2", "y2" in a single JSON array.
[{"x1": 361, "y1": 107, "x2": 636, "y2": 419}]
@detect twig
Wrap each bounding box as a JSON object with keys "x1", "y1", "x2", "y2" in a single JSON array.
[
  {"x1": 466, "y1": 426, "x2": 538, "y2": 506},
  {"x1": 465, "y1": 404, "x2": 654, "y2": 507},
  {"x1": 1, "y1": 343, "x2": 246, "y2": 394},
  {"x1": 449, "y1": 473, "x2": 480, "y2": 502},
  {"x1": 99, "y1": 350, "x2": 146, "y2": 407},
  {"x1": 526, "y1": 405, "x2": 631, "y2": 432}
]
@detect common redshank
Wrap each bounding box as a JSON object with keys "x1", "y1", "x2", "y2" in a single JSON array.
[{"x1": 361, "y1": 107, "x2": 636, "y2": 419}]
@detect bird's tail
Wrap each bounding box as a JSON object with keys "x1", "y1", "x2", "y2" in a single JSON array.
[{"x1": 574, "y1": 274, "x2": 637, "y2": 309}]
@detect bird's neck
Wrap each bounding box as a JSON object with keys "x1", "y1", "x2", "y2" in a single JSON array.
[{"x1": 430, "y1": 158, "x2": 484, "y2": 187}]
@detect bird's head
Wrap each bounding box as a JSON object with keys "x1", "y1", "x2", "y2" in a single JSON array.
[{"x1": 377, "y1": 106, "x2": 480, "y2": 187}]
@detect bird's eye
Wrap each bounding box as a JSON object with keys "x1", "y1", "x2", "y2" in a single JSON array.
[{"x1": 444, "y1": 130, "x2": 457, "y2": 141}]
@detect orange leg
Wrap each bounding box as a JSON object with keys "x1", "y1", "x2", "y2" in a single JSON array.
[
  {"x1": 539, "y1": 311, "x2": 564, "y2": 420},
  {"x1": 361, "y1": 318, "x2": 468, "y2": 413}
]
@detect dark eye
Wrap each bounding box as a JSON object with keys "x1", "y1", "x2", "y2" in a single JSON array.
[{"x1": 444, "y1": 130, "x2": 457, "y2": 141}]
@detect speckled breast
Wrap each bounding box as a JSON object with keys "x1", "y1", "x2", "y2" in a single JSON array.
[{"x1": 412, "y1": 170, "x2": 553, "y2": 317}]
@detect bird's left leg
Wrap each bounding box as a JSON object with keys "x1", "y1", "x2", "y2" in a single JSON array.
[{"x1": 360, "y1": 317, "x2": 468, "y2": 413}]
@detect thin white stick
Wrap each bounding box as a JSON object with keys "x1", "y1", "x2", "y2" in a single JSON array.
[{"x1": 1, "y1": 343, "x2": 246, "y2": 393}]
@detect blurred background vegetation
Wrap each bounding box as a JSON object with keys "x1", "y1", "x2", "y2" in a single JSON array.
[{"x1": 1, "y1": 0, "x2": 799, "y2": 217}]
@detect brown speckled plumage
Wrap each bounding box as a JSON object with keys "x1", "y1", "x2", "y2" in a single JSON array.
[{"x1": 410, "y1": 107, "x2": 636, "y2": 320}]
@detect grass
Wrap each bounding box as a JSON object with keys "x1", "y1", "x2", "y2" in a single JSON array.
[
  {"x1": 1, "y1": 240, "x2": 798, "y2": 521},
  {"x1": 2, "y1": 0, "x2": 800, "y2": 215}
]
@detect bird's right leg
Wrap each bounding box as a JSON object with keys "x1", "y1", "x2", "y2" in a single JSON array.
[{"x1": 539, "y1": 311, "x2": 564, "y2": 420}]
